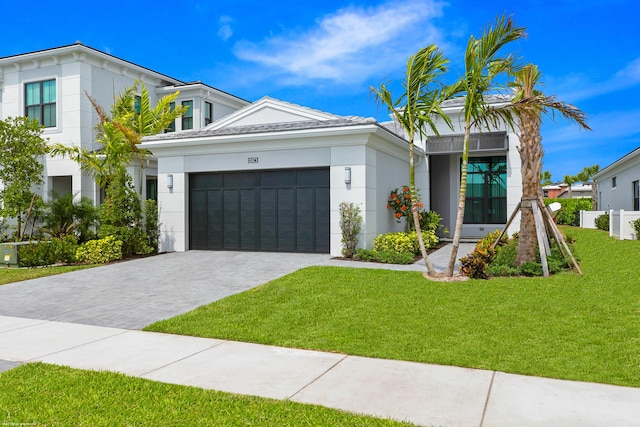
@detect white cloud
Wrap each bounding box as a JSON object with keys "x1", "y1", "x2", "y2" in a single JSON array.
[
  {"x1": 232, "y1": 0, "x2": 447, "y2": 85},
  {"x1": 218, "y1": 15, "x2": 234, "y2": 41},
  {"x1": 555, "y1": 57, "x2": 640, "y2": 103}
]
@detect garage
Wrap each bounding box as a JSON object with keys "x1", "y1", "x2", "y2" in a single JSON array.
[{"x1": 189, "y1": 168, "x2": 330, "y2": 253}]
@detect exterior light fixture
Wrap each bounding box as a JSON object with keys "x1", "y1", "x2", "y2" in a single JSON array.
[
  {"x1": 167, "y1": 174, "x2": 173, "y2": 189},
  {"x1": 344, "y1": 167, "x2": 351, "y2": 185}
]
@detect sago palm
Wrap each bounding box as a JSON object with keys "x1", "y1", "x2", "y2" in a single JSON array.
[{"x1": 371, "y1": 44, "x2": 453, "y2": 276}]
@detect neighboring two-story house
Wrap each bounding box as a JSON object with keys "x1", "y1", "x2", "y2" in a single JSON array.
[
  {"x1": 1, "y1": 43, "x2": 522, "y2": 256},
  {"x1": 0, "y1": 42, "x2": 248, "y2": 204}
]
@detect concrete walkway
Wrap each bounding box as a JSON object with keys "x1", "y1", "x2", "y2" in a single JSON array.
[
  {"x1": 1, "y1": 244, "x2": 640, "y2": 426},
  {"x1": 1, "y1": 315, "x2": 639, "y2": 427}
]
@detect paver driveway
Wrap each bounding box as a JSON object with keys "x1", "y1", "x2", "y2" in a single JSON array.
[{"x1": 0, "y1": 251, "x2": 332, "y2": 329}]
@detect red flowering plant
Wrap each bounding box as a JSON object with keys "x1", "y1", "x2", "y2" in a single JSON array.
[{"x1": 386, "y1": 186, "x2": 424, "y2": 230}]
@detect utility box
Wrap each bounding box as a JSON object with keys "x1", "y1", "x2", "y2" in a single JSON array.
[{"x1": 0, "y1": 242, "x2": 35, "y2": 267}]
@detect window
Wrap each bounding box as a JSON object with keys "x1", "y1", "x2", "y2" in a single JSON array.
[
  {"x1": 182, "y1": 100, "x2": 193, "y2": 130},
  {"x1": 146, "y1": 176, "x2": 158, "y2": 201},
  {"x1": 25, "y1": 79, "x2": 56, "y2": 127},
  {"x1": 612, "y1": 176, "x2": 617, "y2": 188},
  {"x1": 204, "y1": 101, "x2": 213, "y2": 126},
  {"x1": 463, "y1": 156, "x2": 507, "y2": 224},
  {"x1": 633, "y1": 180, "x2": 639, "y2": 211},
  {"x1": 165, "y1": 102, "x2": 176, "y2": 133},
  {"x1": 134, "y1": 95, "x2": 141, "y2": 114}
]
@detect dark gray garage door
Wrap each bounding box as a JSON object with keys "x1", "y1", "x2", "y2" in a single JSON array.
[{"x1": 190, "y1": 168, "x2": 330, "y2": 253}]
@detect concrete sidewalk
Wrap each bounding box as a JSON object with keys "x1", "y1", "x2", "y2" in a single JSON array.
[{"x1": 1, "y1": 315, "x2": 640, "y2": 427}]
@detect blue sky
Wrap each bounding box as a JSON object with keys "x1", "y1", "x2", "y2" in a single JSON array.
[{"x1": 2, "y1": 0, "x2": 638, "y2": 182}]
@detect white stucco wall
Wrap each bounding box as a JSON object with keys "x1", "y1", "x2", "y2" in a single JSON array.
[
  {"x1": 595, "y1": 149, "x2": 640, "y2": 211},
  {"x1": 145, "y1": 124, "x2": 419, "y2": 256}
]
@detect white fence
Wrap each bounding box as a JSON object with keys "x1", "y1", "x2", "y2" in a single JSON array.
[
  {"x1": 579, "y1": 210, "x2": 605, "y2": 229},
  {"x1": 580, "y1": 210, "x2": 640, "y2": 240},
  {"x1": 610, "y1": 210, "x2": 640, "y2": 240}
]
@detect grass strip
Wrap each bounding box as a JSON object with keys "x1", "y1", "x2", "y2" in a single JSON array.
[
  {"x1": 0, "y1": 363, "x2": 412, "y2": 426},
  {"x1": 0, "y1": 265, "x2": 93, "y2": 286}
]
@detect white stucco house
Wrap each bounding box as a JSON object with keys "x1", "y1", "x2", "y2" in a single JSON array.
[
  {"x1": 1, "y1": 43, "x2": 522, "y2": 256},
  {"x1": 0, "y1": 42, "x2": 248, "y2": 204},
  {"x1": 593, "y1": 146, "x2": 640, "y2": 212}
]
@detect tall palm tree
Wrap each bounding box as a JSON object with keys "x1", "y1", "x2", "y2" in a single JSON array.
[
  {"x1": 510, "y1": 64, "x2": 590, "y2": 265},
  {"x1": 51, "y1": 81, "x2": 187, "y2": 193},
  {"x1": 445, "y1": 14, "x2": 526, "y2": 276},
  {"x1": 371, "y1": 44, "x2": 453, "y2": 277}
]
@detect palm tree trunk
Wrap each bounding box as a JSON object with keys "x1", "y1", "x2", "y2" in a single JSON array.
[
  {"x1": 446, "y1": 126, "x2": 471, "y2": 276},
  {"x1": 409, "y1": 141, "x2": 437, "y2": 276},
  {"x1": 515, "y1": 117, "x2": 543, "y2": 265}
]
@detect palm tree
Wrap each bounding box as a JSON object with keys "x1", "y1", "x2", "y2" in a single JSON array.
[
  {"x1": 510, "y1": 64, "x2": 590, "y2": 265},
  {"x1": 371, "y1": 44, "x2": 453, "y2": 277},
  {"x1": 445, "y1": 14, "x2": 526, "y2": 277},
  {"x1": 51, "y1": 81, "x2": 187, "y2": 193}
]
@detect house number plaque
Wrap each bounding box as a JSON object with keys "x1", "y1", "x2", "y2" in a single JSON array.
[{"x1": 248, "y1": 157, "x2": 259, "y2": 163}]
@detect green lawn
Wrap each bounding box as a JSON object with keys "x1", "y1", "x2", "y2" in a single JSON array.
[
  {"x1": 0, "y1": 264, "x2": 93, "y2": 285},
  {"x1": 0, "y1": 363, "x2": 411, "y2": 426},
  {"x1": 146, "y1": 227, "x2": 640, "y2": 388}
]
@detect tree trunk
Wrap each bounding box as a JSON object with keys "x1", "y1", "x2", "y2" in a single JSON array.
[
  {"x1": 409, "y1": 140, "x2": 437, "y2": 276},
  {"x1": 446, "y1": 126, "x2": 471, "y2": 276},
  {"x1": 515, "y1": 117, "x2": 543, "y2": 266}
]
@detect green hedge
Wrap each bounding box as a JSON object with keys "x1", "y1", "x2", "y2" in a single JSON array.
[
  {"x1": 544, "y1": 198, "x2": 593, "y2": 226},
  {"x1": 18, "y1": 236, "x2": 79, "y2": 267}
]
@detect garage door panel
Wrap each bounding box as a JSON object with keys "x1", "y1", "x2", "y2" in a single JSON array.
[
  {"x1": 260, "y1": 189, "x2": 277, "y2": 250},
  {"x1": 190, "y1": 190, "x2": 208, "y2": 249},
  {"x1": 277, "y1": 188, "x2": 295, "y2": 251},
  {"x1": 207, "y1": 190, "x2": 223, "y2": 249},
  {"x1": 223, "y1": 190, "x2": 240, "y2": 249},
  {"x1": 190, "y1": 168, "x2": 329, "y2": 253},
  {"x1": 262, "y1": 170, "x2": 296, "y2": 187},
  {"x1": 224, "y1": 172, "x2": 259, "y2": 188},
  {"x1": 240, "y1": 189, "x2": 257, "y2": 250},
  {"x1": 296, "y1": 188, "x2": 314, "y2": 252}
]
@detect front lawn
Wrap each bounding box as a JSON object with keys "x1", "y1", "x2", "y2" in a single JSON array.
[
  {"x1": 0, "y1": 264, "x2": 93, "y2": 286},
  {"x1": 0, "y1": 363, "x2": 411, "y2": 426},
  {"x1": 146, "y1": 227, "x2": 640, "y2": 387}
]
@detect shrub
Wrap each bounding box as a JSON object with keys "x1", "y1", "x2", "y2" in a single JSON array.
[
  {"x1": 387, "y1": 186, "x2": 421, "y2": 230},
  {"x1": 353, "y1": 249, "x2": 415, "y2": 264},
  {"x1": 595, "y1": 214, "x2": 610, "y2": 231},
  {"x1": 419, "y1": 210, "x2": 448, "y2": 235},
  {"x1": 459, "y1": 230, "x2": 509, "y2": 279},
  {"x1": 339, "y1": 202, "x2": 363, "y2": 258},
  {"x1": 631, "y1": 218, "x2": 640, "y2": 240},
  {"x1": 18, "y1": 241, "x2": 54, "y2": 267},
  {"x1": 374, "y1": 231, "x2": 419, "y2": 254},
  {"x1": 98, "y1": 172, "x2": 151, "y2": 257},
  {"x1": 144, "y1": 199, "x2": 160, "y2": 253},
  {"x1": 39, "y1": 193, "x2": 98, "y2": 243},
  {"x1": 17, "y1": 236, "x2": 79, "y2": 267},
  {"x1": 544, "y1": 198, "x2": 593, "y2": 226},
  {"x1": 76, "y1": 235, "x2": 123, "y2": 264}
]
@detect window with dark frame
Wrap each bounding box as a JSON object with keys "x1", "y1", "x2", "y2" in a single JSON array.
[
  {"x1": 25, "y1": 79, "x2": 56, "y2": 127},
  {"x1": 463, "y1": 156, "x2": 507, "y2": 224},
  {"x1": 182, "y1": 100, "x2": 193, "y2": 130},
  {"x1": 165, "y1": 102, "x2": 176, "y2": 133},
  {"x1": 612, "y1": 176, "x2": 617, "y2": 188},
  {"x1": 146, "y1": 176, "x2": 158, "y2": 201},
  {"x1": 204, "y1": 101, "x2": 213, "y2": 125},
  {"x1": 633, "y1": 180, "x2": 639, "y2": 211}
]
